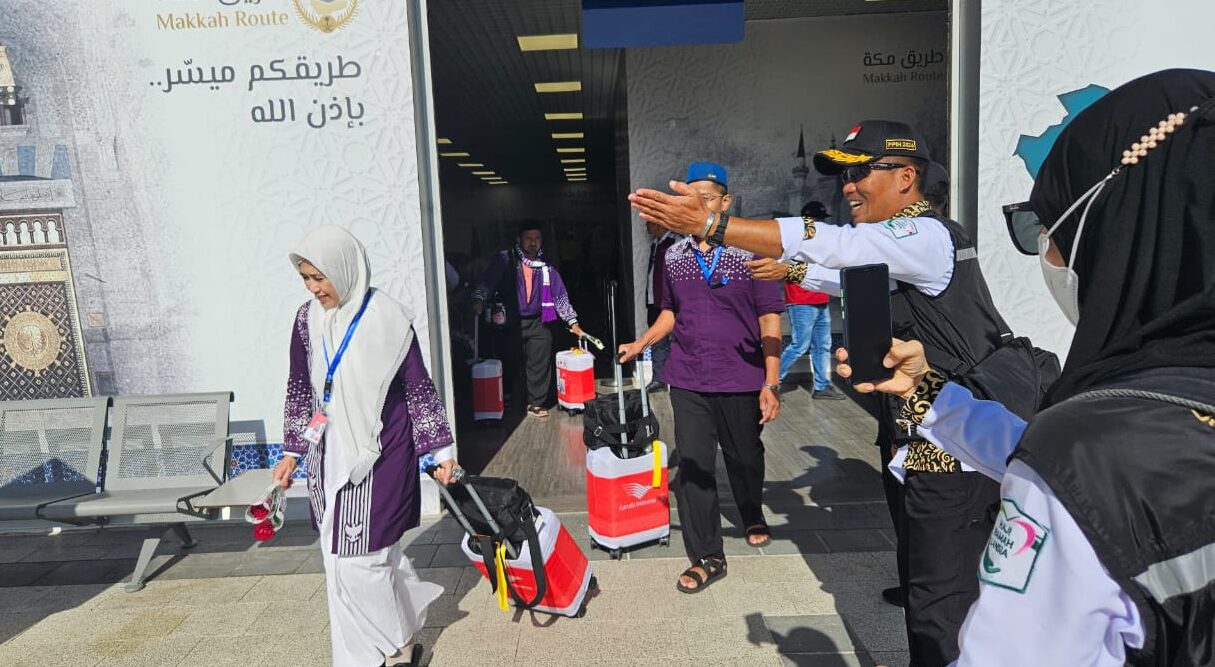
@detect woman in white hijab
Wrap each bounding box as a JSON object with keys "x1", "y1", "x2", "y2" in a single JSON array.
[{"x1": 273, "y1": 226, "x2": 458, "y2": 667}]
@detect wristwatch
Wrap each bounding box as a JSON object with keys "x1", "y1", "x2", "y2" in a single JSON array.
[
  {"x1": 699, "y1": 211, "x2": 718, "y2": 238},
  {"x1": 707, "y1": 213, "x2": 730, "y2": 247},
  {"x1": 763, "y1": 383, "x2": 780, "y2": 395}
]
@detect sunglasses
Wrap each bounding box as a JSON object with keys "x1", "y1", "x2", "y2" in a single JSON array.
[
  {"x1": 840, "y1": 162, "x2": 914, "y2": 184},
  {"x1": 1003, "y1": 201, "x2": 1042, "y2": 255}
]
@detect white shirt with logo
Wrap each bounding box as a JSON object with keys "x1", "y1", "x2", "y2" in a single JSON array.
[
  {"x1": 920, "y1": 383, "x2": 1146, "y2": 666},
  {"x1": 775, "y1": 214, "x2": 956, "y2": 297}
]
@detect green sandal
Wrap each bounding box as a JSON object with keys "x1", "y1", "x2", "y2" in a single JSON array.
[{"x1": 676, "y1": 556, "x2": 727, "y2": 594}]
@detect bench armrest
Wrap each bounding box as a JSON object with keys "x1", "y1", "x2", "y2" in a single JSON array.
[{"x1": 202, "y1": 436, "x2": 235, "y2": 485}]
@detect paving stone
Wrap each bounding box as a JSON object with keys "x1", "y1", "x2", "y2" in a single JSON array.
[
  {"x1": 818, "y1": 530, "x2": 895, "y2": 553},
  {"x1": 230, "y1": 550, "x2": 312, "y2": 577},
  {"x1": 781, "y1": 652, "x2": 875, "y2": 667},
  {"x1": 765, "y1": 614, "x2": 859, "y2": 654}
]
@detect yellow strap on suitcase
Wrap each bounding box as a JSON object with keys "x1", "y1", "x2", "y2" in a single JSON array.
[
  {"x1": 652, "y1": 441, "x2": 663, "y2": 488},
  {"x1": 495, "y1": 542, "x2": 510, "y2": 612}
]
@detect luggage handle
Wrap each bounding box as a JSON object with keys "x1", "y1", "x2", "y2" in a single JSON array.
[
  {"x1": 425, "y1": 465, "x2": 518, "y2": 560},
  {"x1": 473, "y1": 314, "x2": 481, "y2": 364}
]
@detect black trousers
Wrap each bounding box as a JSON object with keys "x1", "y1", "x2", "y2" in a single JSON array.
[
  {"x1": 519, "y1": 316, "x2": 552, "y2": 407},
  {"x1": 669, "y1": 387, "x2": 766, "y2": 562},
  {"x1": 902, "y1": 470, "x2": 1000, "y2": 667},
  {"x1": 880, "y1": 441, "x2": 908, "y2": 592}
]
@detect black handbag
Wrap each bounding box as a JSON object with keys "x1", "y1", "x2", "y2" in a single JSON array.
[{"x1": 952, "y1": 337, "x2": 1062, "y2": 421}]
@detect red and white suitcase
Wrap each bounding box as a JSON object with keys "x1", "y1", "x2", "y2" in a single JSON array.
[
  {"x1": 556, "y1": 341, "x2": 596, "y2": 414},
  {"x1": 429, "y1": 470, "x2": 596, "y2": 619},
  {"x1": 587, "y1": 439, "x2": 671, "y2": 556},
  {"x1": 471, "y1": 318, "x2": 503, "y2": 421},
  {"x1": 461, "y1": 506, "x2": 594, "y2": 617},
  {"x1": 586, "y1": 281, "x2": 671, "y2": 558}
]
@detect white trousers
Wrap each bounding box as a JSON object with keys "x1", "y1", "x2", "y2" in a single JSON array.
[{"x1": 320, "y1": 512, "x2": 443, "y2": 667}]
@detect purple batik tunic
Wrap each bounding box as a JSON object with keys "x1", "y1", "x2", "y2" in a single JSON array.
[
  {"x1": 283, "y1": 303, "x2": 453, "y2": 556},
  {"x1": 660, "y1": 238, "x2": 785, "y2": 393}
]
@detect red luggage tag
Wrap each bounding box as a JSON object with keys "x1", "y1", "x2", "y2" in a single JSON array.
[{"x1": 303, "y1": 412, "x2": 328, "y2": 445}]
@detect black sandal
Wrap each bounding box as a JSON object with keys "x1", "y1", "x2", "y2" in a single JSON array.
[
  {"x1": 745, "y1": 524, "x2": 772, "y2": 548},
  {"x1": 676, "y1": 556, "x2": 727, "y2": 594},
  {"x1": 381, "y1": 643, "x2": 424, "y2": 667}
]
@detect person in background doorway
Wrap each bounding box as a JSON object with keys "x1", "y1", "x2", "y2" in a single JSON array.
[
  {"x1": 471, "y1": 221, "x2": 584, "y2": 417},
  {"x1": 776, "y1": 201, "x2": 845, "y2": 400},
  {"x1": 645, "y1": 220, "x2": 683, "y2": 391}
]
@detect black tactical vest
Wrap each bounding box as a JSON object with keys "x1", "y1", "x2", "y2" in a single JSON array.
[
  {"x1": 1013, "y1": 367, "x2": 1215, "y2": 664},
  {"x1": 879, "y1": 215, "x2": 1013, "y2": 443}
]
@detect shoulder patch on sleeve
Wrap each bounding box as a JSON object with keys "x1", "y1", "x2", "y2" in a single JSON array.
[
  {"x1": 882, "y1": 218, "x2": 919, "y2": 239},
  {"x1": 979, "y1": 498, "x2": 1051, "y2": 594}
]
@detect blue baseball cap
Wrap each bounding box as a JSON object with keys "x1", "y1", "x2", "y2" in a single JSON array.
[{"x1": 685, "y1": 161, "x2": 728, "y2": 190}]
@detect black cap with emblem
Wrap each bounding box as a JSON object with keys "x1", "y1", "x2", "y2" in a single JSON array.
[{"x1": 813, "y1": 120, "x2": 932, "y2": 175}]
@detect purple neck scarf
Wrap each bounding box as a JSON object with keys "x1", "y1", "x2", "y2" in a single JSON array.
[{"x1": 516, "y1": 245, "x2": 557, "y2": 323}]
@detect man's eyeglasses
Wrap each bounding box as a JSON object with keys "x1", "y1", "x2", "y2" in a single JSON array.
[
  {"x1": 1002, "y1": 201, "x2": 1041, "y2": 256},
  {"x1": 699, "y1": 193, "x2": 725, "y2": 203},
  {"x1": 840, "y1": 162, "x2": 914, "y2": 184}
]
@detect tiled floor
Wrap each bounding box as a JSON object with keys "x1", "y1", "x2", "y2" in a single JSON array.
[{"x1": 0, "y1": 378, "x2": 909, "y2": 665}]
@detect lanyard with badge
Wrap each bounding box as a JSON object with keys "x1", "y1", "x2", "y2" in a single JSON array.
[
  {"x1": 693, "y1": 246, "x2": 729, "y2": 288},
  {"x1": 302, "y1": 290, "x2": 372, "y2": 445}
]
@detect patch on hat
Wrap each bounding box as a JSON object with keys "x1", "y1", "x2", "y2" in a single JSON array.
[
  {"x1": 845, "y1": 125, "x2": 861, "y2": 142},
  {"x1": 818, "y1": 148, "x2": 873, "y2": 165},
  {"x1": 885, "y1": 138, "x2": 917, "y2": 152},
  {"x1": 979, "y1": 498, "x2": 1050, "y2": 594}
]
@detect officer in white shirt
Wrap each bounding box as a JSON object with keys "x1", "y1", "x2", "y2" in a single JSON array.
[{"x1": 631, "y1": 120, "x2": 1014, "y2": 666}]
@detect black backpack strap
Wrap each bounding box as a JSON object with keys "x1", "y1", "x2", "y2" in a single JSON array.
[
  {"x1": 1070, "y1": 388, "x2": 1215, "y2": 415},
  {"x1": 503, "y1": 511, "x2": 548, "y2": 609}
]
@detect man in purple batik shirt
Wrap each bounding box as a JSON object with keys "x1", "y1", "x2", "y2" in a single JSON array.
[{"x1": 619, "y1": 162, "x2": 784, "y2": 595}]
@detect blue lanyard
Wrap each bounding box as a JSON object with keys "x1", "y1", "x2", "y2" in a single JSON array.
[
  {"x1": 320, "y1": 290, "x2": 373, "y2": 407},
  {"x1": 693, "y1": 246, "x2": 728, "y2": 288}
]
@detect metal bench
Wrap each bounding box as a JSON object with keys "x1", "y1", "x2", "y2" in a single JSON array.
[
  {"x1": 39, "y1": 392, "x2": 234, "y2": 591},
  {"x1": 0, "y1": 397, "x2": 110, "y2": 521}
]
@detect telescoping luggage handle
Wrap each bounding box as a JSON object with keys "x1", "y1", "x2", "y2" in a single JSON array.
[
  {"x1": 605, "y1": 281, "x2": 661, "y2": 486},
  {"x1": 473, "y1": 313, "x2": 481, "y2": 363},
  {"x1": 423, "y1": 462, "x2": 548, "y2": 611}
]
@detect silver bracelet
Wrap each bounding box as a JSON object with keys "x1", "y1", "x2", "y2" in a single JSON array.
[{"x1": 700, "y1": 211, "x2": 717, "y2": 238}]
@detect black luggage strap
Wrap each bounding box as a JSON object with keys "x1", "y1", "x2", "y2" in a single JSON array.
[
  {"x1": 592, "y1": 414, "x2": 659, "y2": 450},
  {"x1": 504, "y1": 514, "x2": 548, "y2": 609},
  {"x1": 482, "y1": 515, "x2": 547, "y2": 609}
]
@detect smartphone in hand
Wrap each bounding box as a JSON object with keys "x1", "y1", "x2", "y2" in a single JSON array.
[{"x1": 840, "y1": 264, "x2": 893, "y2": 384}]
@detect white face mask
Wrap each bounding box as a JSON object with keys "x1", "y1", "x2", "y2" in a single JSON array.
[
  {"x1": 1038, "y1": 173, "x2": 1112, "y2": 326},
  {"x1": 1038, "y1": 233, "x2": 1080, "y2": 325}
]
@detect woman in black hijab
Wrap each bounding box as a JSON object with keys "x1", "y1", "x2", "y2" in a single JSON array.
[{"x1": 839, "y1": 68, "x2": 1215, "y2": 665}]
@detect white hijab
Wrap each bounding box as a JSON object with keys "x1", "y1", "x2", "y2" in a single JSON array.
[{"x1": 289, "y1": 226, "x2": 414, "y2": 486}]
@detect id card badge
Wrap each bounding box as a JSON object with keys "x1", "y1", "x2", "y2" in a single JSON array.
[{"x1": 303, "y1": 411, "x2": 328, "y2": 445}]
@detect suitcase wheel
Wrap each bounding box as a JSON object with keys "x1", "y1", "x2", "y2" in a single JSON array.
[
  {"x1": 659, "y1": 535, "x2": 670, "y2": 547},
  {"x1": 589, "y1": 575, "x2": 599, "y2": 592},
  {"x1": 609, "y1": 548, "x2": 623, "y2": 560},
  {"x1": 575, "y1": 602, "x2": 588, "y2": 618}
]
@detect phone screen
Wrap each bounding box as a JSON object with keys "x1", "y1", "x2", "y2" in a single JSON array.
[{"x1": 841, "y1": 263, "x2": 893, "y2": 384}]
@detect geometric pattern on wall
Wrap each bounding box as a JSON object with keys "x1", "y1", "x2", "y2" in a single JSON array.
[{"x1": 0, "y1": 247, "x2": 91, "y2": 399}]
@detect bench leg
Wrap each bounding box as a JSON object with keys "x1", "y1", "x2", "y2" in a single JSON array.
[
  {"x1": 171, "y1": 522, "x2": 198, "y2": 549},
  {"x1": 125, "y1": 534, "x2": 161, "y2": 593}
]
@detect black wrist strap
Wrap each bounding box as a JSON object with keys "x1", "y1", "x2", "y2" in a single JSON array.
[{"x1": 707, "y1": 213, "x2": 730, "y2": 246}]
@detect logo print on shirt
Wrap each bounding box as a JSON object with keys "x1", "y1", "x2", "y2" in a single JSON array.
[{"x1": 979, "y1": 498, "x2": 1050, "y2": 593}]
